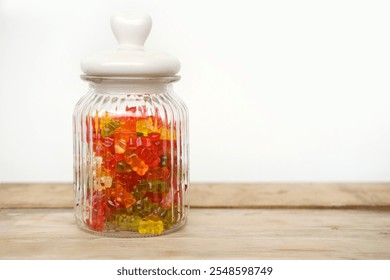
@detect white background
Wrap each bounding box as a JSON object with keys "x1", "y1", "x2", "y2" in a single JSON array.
[{"x1": 0, "y1": 0, "x2": 389, "y2": 183}]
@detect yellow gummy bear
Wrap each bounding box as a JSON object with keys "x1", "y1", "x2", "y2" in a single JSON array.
[
  {"x1": 99, "y1": 111, "x2": 112, "y2": 128},
  {"x1": 138, "y1": 220, "x2": 164, "y2": 235},
  {"x1": 136, "y1": 117, "x2": 158, "y2": 136},
  {"x1": 159, "y1": 127, "x2": 176, "y2": 140},
  {"x1": 98, "y1": 112, "x2": 120, "y2": 137}
]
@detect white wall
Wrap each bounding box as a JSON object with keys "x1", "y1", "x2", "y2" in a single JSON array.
[{"x1": 1, "y1": 0, "x2": 390, "y2": 183}]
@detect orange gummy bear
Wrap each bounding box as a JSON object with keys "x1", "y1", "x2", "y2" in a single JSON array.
[{"x1": 125, "y1": 153, "x2": 149, "y2": 176}]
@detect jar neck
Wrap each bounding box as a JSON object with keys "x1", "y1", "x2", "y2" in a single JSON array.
[
  {"x1": 82, "y1": 75, "x2": 179, "y2": 95},
  {"x1": 91, "y1": 81, "x2": 171, "y2": 94}
]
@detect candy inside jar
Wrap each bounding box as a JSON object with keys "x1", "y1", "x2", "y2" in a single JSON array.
[
  {"x1": 87, "y1": 107, "x2": 184, "y2": 234},
  {"x1": 73, "y1": 13, "x2": 189, "y2": 237}
]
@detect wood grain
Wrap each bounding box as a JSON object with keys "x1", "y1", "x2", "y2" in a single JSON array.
[
  {"x1": 1, "y1": 183, "x2": 390, "y2": 209},
  {"x1": 0, "y1": 208, "x2": 389, "y2": 259}
]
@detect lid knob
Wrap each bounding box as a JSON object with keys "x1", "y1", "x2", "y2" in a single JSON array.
[
  {"x1": 81, "y1": 12, "x2": 180, "y2": 77},
  {"x1": 110, "y1": 13, "x2": 152, "y2": 48}
]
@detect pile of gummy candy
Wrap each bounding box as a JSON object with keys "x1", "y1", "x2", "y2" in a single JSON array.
[{"x1": 84, "y1": 107, "x2": 183, "y2": 235}]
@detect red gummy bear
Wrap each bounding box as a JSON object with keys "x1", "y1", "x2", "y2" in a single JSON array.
[{"x1": 86, "y1": 191, "x2": 107, "y2": 231}]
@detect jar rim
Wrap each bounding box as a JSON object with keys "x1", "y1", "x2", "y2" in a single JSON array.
[{"x1": 80, "y1": 75, "x2": 180, "y2": 83}]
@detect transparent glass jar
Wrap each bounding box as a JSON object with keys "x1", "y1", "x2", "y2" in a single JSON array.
[{"x1": 73, "y1": 14, "x2": 189, "y2": 237}]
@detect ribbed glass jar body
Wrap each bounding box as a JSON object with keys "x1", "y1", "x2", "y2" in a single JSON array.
[{"x1": 73, "y1": 77, "x2": 189, "y2": 237}]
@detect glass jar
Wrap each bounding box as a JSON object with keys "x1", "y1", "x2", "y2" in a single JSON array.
[{"x1": 73, "y1": 13, "x2": 189, "y2": 237}]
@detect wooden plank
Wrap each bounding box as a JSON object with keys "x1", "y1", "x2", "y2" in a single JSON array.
[
  {"x1": 0, "y1": 208, "x2": 389, "y2": 259},
  {"x1": 194, "y1": 183, "x2": 390, "y2": 209},
  {"x1": 0, "y1": 183, "x2": 72, "y2": 209},
  {"x1": 1, "y1": 183, "x2": 390, "y2": 209}
]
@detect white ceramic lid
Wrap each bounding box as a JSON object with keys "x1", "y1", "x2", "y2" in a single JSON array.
[{"x1": 81, "y1": 13, "x2": 180, "y2": 77}]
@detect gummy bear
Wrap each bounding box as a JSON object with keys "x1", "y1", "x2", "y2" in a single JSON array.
[
  {"x1": 127, "y1": 132, "x2": 138, "y2": 149},
  {"x1": 136, "y1": 117, "x2": 157, "y2": 136},
  {"x1": 114, "y1": 131, "x2": 135, "y2": 154},
  {"x1": 145, "y1": 192, "x2": 164, "y2": 203},
  {"x1": 94, "y1": 176, "x2": 113, "y2": 191},
  {"x1": 101, "y1": 118, "x2": 121, "y2": 137},
  {"x1": 115, "y1": 140, "x2": 126, "y2": 154},
  {"x1": 152, "y1": 140, "x2": 169, "y2": 156},
  {"x1": 116, "y1": 161, "x2": 132, "y2": 173},
  {"x1": 117, "y1": 115, "x2": 137, "y2": 132},
  {"x1": 125, "y1": 153, "x2": 149, "y2": 176},
  {"x1": 138, "y1": 220, "x2": 164, "y2": 235},
  {"x1": 92, "y1": 155, "x2": 103, "y2": 177},
  {"x1": 132, "y1": 184, "x2": 147, "y2": 200},
  {"x1": 161, "y1": 206, "x2": 179, "y2": 229},
  {"x1": 160, "y1": 189, "x2": 173, "y2": 208},
  {"x1": 152, "y1": 206, "x2": 168, "y2": 219},
  {"x1": 101, "y1": 136, "x2": 115, "y2": 153},
  {"x1": 117, "y1": 214, "x2": 141, "y2": 231},
  {"x1": 115, "y1": 171, "x2": 142, "y2": 192},
  {"x1": 135, "y1": 197, "x2": 153, "y2": 213},
  {"x1": 102, "y1": 152, "x2": 116, "y2": 173},
  {"x1": 86, "y1": 191, "x2": 107, "y2": 231},
  {"x1": 109, "y1": 185, "x2": 136, "y2": 209},
  {"x1": 159, "y1": 127, "x2": 176, "y2": 140},
  {"x1": 147, "y1": 180, "x2": 169, "y2": 193},
  {"x1": 145, "y1": 167, "x2": 170, "y2": 181},
  {"x1": 116, "y1": 191, "x2": 136, "y2": 208},
  {"x1": 137, "y1": 147, "x2": 160, "y2": 168},
  {"x1": 148, "y1": 132, "x2": 161, "y2": 142}
]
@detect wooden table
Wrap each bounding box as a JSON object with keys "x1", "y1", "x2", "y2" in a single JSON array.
[{"x1": 1, "y1": 183, "x2": 389, "y2": 259}]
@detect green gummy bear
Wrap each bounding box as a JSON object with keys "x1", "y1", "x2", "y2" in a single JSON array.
[
  {"x1": 116, "y1": 161, "x2": 132, "y2": 173},
  {"x1": 117, "y1": 214, "x2": 141, "y2": 231},
  {"x1": 101, "y1": 119, "x2": 120, "y2": 137},
  {"x1": 147, "y1": 180, "x2": 169, "y2": 193},
  {"x1": 135, "y1": 197, "x2": 153, "y2": 212}
]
